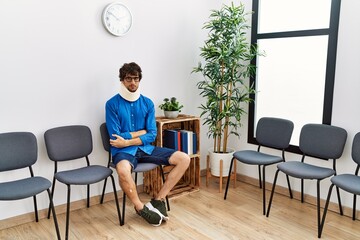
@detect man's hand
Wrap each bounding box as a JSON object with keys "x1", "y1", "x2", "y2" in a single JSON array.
[{"x1": 110, "y1": 134, "x2": 129, "y2": 148}]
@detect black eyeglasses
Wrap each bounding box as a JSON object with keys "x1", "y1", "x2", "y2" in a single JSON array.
[{"x1": 124, "y1": 76, "x2": 140, "y2": 82}]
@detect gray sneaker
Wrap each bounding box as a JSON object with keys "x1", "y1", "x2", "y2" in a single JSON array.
[
  {"x1": 136, "y1": 205, "x2": 162, "y2": 226},
  {"x1": 146, "y1": 199, "x2": 169, "y2": 221}
]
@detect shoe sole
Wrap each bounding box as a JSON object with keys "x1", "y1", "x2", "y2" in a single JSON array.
[{"x1": 145, "y1": 202, "x2": 169, "y2": 221}]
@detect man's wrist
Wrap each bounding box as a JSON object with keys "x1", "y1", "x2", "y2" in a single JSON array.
[{"x1": 125, "y1": 139, "x2": 130, "y2": 147}]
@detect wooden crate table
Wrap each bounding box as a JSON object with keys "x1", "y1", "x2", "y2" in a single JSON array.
[{"x1": 143, "y1": 114, "x2": 201, "y2": 198}]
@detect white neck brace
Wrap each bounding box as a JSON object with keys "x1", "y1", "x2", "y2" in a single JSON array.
[{"x1": 119, "y1": 81, "x2": 141, "y2": 102}]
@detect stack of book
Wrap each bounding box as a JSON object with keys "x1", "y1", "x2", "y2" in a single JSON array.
[{"x1": 162, "y1": 129, "x2": 197, "y2": 155}]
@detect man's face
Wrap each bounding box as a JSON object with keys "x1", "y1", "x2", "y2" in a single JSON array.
[{"x1": 123, "y1": 73, "x2": 140, "y2": 92}]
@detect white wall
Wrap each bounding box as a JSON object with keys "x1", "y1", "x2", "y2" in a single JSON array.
[
  {"x1": 0, "y1": 0, "x2": 242, "y2": 220},
  {"x1": 1, "y1": 0, "x2": 359, "y2": 220}
]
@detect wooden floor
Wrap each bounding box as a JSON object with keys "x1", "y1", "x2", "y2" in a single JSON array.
[{"x1": 1, "y1": 177, "x2": 360, "y2": 240}]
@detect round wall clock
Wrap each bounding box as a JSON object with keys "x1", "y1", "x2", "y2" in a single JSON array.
[{"x1": 102, "y1": 2, "x2": 132, "y2": 36}]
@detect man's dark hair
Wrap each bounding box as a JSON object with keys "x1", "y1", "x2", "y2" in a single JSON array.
[{"x1": 119, "y1": 62, "x2": 142, "y2": 81}]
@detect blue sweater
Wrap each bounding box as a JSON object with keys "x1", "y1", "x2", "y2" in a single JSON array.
[{"x1": 105, "y1": 94, "x2": 157, "y2": 157}]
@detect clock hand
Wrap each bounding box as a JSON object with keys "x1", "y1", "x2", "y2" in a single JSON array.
[{"x1": 108, "y1": 12, "x2": 120, "y2": 21}]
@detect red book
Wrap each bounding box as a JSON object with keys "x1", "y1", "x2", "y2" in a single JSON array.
[{"x1": 177, "y1": 130, "x2": 181, "y2": 151}]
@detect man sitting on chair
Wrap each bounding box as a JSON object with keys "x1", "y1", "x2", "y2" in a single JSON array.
[{"x1": 105, "y1": 62, "x2": 190, "y2": 226}]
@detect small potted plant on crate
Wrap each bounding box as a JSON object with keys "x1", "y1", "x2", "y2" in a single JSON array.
[{"x1": 159, "y1": 97, "x2": 184, "y2": 119}]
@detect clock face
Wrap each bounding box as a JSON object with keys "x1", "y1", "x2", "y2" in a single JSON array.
[{"x1": 102, "y1": 2, "x2": 132, "y2": 36}]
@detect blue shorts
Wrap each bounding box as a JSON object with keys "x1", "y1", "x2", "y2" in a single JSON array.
[{"x1": 112, "y1": 147, "x2": 176, "y2": 169}]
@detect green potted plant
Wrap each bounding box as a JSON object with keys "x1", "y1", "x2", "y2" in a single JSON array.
[
  {"x1": 159, "y1": 97, "x2": 184, "y2": 118},
  {"x1": 192, "y1": 2, "x2": 262, "y2": 176}
]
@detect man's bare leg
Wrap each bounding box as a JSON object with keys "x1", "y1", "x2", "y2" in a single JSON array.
[
  {"x1": 116, "y1": 160, "x2": 163, "y2": 226},
  {"x1": 144, "y1": 151, "x2": 190, "y2": 221},
  {"x1": 115, "y1": 160, "x2": 143, "y2": 211},
  {"x1": 156, "y1": 151, "x2": 190, "y2": 200}
]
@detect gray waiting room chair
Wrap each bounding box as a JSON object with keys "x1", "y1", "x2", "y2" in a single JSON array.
[
  {"x1": 99, "y1": 122, "x2": 170, "y2": 225},
  {"x1": 0, "y1": 132, "x2": 61, "y2": 240},
  {"x1": 44, "y1": 125, "x2": 121, "y2": 240},
  {"x1": 266, "y1": 123, "x2": 347, "y2": 238},
  {"x1": 224, "y1": 117, "x2": 294, "y2": 215},
  {"x1": 319, "y1": 132, "x2": 360, "y2": 238}
]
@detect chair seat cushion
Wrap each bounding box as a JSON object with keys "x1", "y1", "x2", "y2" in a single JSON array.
[
  {"x1": 0, "y1": 177, "x2": 51, "y2": 200},
  {"x1": 233, "y1": 150, "x2": 283, "y2": 165},
  {"x1": 331, "y1": 174, "x2": 360, "y2": 195},
  {"x1": 108, "y1": 162, "x2": 158, "y2": 173},
  {"x1": 278, "y1": 161, "x2": 335, "y2": 179},
  {"x1": 55, "y1": 165, "x2": 112, "y2": 185},
  {"x1": 133, "y1": 163, "x2": 158, "y2": 172}
]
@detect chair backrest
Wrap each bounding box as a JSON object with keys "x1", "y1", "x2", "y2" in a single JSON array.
[
  {"x1": 299, "y1": 124, "x2": 347, "y2": 160},
  {"x1": 100, "y1": 122, "x2": 110, "y2": 152},
  {"x1": 256, "y1": 117, "x2": 294, "y2": 149},
  {"x1": 352, "y1": 132, "x2": 360, "y2": 165},
  {"x1": 0, "y1": 132, "x2": 37, "y2": 172},
  {"x1": 44, "y1": 125, "x2": 93, "y2": 161}
]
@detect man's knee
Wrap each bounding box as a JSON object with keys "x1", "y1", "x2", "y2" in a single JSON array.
[
  {"x1": 183, "y1": 153, "x2": 191, "y2": 167},
  {"x1": 170, "y1": 151, "x2": 190, "y2": 168},
  {"x1": 116, "y1": 160, "x2": 132, "y2": 178}
]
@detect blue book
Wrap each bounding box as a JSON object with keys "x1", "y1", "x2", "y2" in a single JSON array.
[
  {"x1": 180, "y1": 130, "x2": 193, "y2": 154},
  {"x1": 163, "y1": 129, "x2": 179, "y2": 150},
  {"x1": 192, "y1": 132, "x2": 197, "y2": 154},
  {"x1": 180, "y1": 131, "x2": 188, "y2": 153}
]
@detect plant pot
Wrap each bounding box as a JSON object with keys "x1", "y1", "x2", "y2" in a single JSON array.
[
  {"x1": 164, "y1": 110, "x2": 179, "y2": 119},
  {"x1": 208, "y1": 148, "x2": 234, "y2": 177}
]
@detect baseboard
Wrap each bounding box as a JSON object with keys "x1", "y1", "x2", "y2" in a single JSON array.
[{"x1": 200, "y1": 169, "x2": 357, "y2": 219}]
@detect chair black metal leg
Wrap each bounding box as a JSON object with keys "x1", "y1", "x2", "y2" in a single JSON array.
[
  {"x1": 47, "y1": 189, "x2": 61, "y2": 240},
  {"x1": 317, "y1": 180, "x2": 321, "y2": 238},
  {"x1": 87, "y1": 184, "x2": 90, "y2": 208},
  {"x1": 335, "y1": 186, "x2": 343, "y2": 215},
  {"x1": 224, "y1": 158, "x2": 234, "y2": 200},
  {"x1": 48, "y1": 178, "x2": 56, "y2": 219},
  {"x1": 258, "y1": 165, "x2": 262, "y2": 188},
  {"x1": 159, "y1": 166, "x2": 170, "y2": 211},
  {"x1": 165, "y1": 195, "x2": 170, "y2": 211},
  {"x1": 33, "y1": 195, "x2": 39, "y2": 222},
  {"x1": 100, "y1": 178, "x2": 108, "y2": 204},
  {"x1": 110, "y1": 175, "x2": 122, "y2": 226},
  {"x1": 301, "y1": 179, "x2": 304, "y2": 203},
  {"x1": 285, "y1": 174, "x2": 293, "y2": 199},
  {"x1": 101, "y1": 153, "x2": 112, "y2": 204},
  {"x1": 353, "y1": 194, "x2": 357, "y2": 220},
  {"x1": 319, "y1": 184, "x2": 335, "y2": 238},
  {"x1": 266, "y1": 169, "x2": 280, "y2": 217},
  {"x1": 122, "y1": 192, "x2": 126, "y2": 225},
  {"x1": 262, "y1": 166, "x2": 266, "y2": 215},
  {"x1": 65, "y1": 185, "x2": 71, "y2": 240}
]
